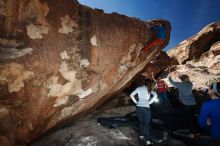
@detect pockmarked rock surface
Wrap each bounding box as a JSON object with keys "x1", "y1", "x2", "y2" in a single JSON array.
[
  {"x1": 166, "y1": 22, "x2": 220, "y2": 90},
  {"x1": 0, "y1": 0, "x2": 170, "y2": 144},
  {"x1": 142, "y1": 51, "x2": 172, "y2": 79}
]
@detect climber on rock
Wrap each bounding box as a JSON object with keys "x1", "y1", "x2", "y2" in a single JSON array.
[{"x1": 143, "y1": 23, "x2": 166, "y2": 54}]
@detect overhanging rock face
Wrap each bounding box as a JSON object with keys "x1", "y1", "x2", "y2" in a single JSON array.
[
  {"x1": 142, "y1": 51, "x2": 173, "y2": 79},
  {"x1": 0, "y1": 0, "x2": 170, "y2": 144}
]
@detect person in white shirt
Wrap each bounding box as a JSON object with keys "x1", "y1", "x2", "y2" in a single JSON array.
[{"x1": 130, "y1": 79, "x2": 158, "y2": 144}]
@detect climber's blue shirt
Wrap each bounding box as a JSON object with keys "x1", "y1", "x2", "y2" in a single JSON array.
[
  {"x1": 152, "y1": 25, "x2": 166, "y2": 39},
  {"x1": 199, "y1": 99, "x2": 220, "y2": 140}
]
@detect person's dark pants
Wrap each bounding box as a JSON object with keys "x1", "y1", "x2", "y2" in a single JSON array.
[
  {"x1": 159, "y1": 91, "x2": 169, "y2": 105},
  {"x1": 180, "y1": 104, "x2": 195, "y2": 131},
  {"x1": 136, "y1": 106, "x2": 151, "y2": 140}
]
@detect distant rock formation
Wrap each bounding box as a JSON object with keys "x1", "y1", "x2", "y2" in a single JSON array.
[
  {"x1": 166, "y1": 22, "x2": 220, "y2": 90},
  {"x1": 168, "y1": 22, "x2": 220, "y2": 64},
  {"x1": 0, "y1": 0, "x2": 170, "y2": 145}
]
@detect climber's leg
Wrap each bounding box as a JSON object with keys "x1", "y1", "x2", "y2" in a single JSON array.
[{"x1": 143, "y1": 39, "x2": 164, "y2": 54}]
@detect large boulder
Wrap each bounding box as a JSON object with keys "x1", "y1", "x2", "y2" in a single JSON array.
[
  {"x1": 166, "y1": 22, "x2": 220, "y2": 90},
  {"x1": 168, "y1": 21, "x2": 220, "y2": 64},
  {"x1": 198, "y1": 41, "x2": 220, "y2": 74},
  {"x1": 0, "y1": 0, "x2": 171, "y2": 144}
]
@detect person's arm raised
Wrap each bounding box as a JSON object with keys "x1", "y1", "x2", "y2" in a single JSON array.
[
  {"x1": 152, "y1": 72, "x2": 157, "y2": 82},
  {"x1": 164, "y1": 80, "x2": 170, "y2": 92},
  {"x1": 168, "y1": 73, "x2": 181, "y2": 87}
]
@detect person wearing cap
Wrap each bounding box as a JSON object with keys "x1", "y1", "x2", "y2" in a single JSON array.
[{"x1": 199, "y1": 82, "x2": 220, "y2": 145}]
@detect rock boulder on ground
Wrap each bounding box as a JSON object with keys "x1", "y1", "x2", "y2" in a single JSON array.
[
  {"x1": 168, "y1": 21, "x2": 220, "y2": 64},
  {"x1": 0, "y1": 0, "x2": 170, "y2": 144},
  {"x1": 165, "y1": 22, "x2": 220, "y2": 90}
]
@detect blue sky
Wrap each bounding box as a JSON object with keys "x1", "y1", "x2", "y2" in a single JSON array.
[{"x1": 78, "y1": 0, "x2": 220, "y2": 51}]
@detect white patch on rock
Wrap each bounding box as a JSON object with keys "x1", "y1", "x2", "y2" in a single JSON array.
[
  {"x1": 59, "y1": 106, "x2": 75, "y2": 120},
  {"x1": 90, "y1": 35, "x2": 97, "y2": 46},
  {"x1": 59, "y1": 61, "x2": 77, "y2": 81},
  {"x1": 119, "y1": 44, "x2": 140, "y2": 76},
  {"x1": 120, "y1": 44, "x2": 136, "y2": 66},
  {"x1": 0, "y1": 47, "x2": 33, "y2": 59},
  {"x1": 58, "y1": 15, "x2": 77, "y2": 34},
  {"x1": 0, "y1": 63, "x2": 34, "y2": 93},
  {"x1": 59, "y1": 61, "x2": 68, "y2": 72},
  {"x1": 46, "y1": 77, "x2": 61, "y2": 97},
  {"x1": 119, "y1": 64, "x2": 128, "y2": 76},
  {"x1": 8, "y1": 70, "x2": 34, "y2": 93},
  {"x1": 26, "y1": 24, "x2": 49, "y2": 39},
  {"x1": 0, "y1": 106, "x2": 9, "y2": 117},
  {"x1": 0, "y1": 76, "x2": 7, "y2": 81},
  {"x1": 53, "y1": 96, "x2": 69, "y2": 107},
  {"x1": 110, "y1": 131, "x2": 131, "y2": 140},
  {"x1": 47, "y1": 82, "x2": 62, "y2": 97},
  {"x1": 48, "y1": 60, "x2": 93, "y2": 107},
  {"x1": 62, "y1": 70, "x2": 77, "y2": 82},
  {"x1": 47, "y1": 76, "x2": 59, "y2": 85},
  {"x1": 78, "y1": 88, "x2": 93, "y2": 99},
  {"x1": 79, "y1": 136, "x2": 97, "y2": 146},
  {"x1": 28, "y1": 122, "x2": 34, "y2": 131},
  {"x1": 100, "y1": 82, "x2": 108, "y2": 90},
  {"x1": 47, "y1": 75, "x2": 81, "y2": 98},
  {"x1": 8, "y1": 77, "x2": 25, "y2": 93},
  {"x1": 60, "y1": 50, "x2": 70, "y2": 60},
  {"x1": 92, "y1": 83, "x2": 100, "y2": 93},
  {"x1": 80, "y1": 59, "x2": 90, "y2": 68},
  {"x1": 150, "y1": 60, "x2": 155, "y2": 63}
]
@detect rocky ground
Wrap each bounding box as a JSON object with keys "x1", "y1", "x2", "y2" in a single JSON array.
[{"x1": 30, "y1": 105, "x2": 186, "y2": 146}]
